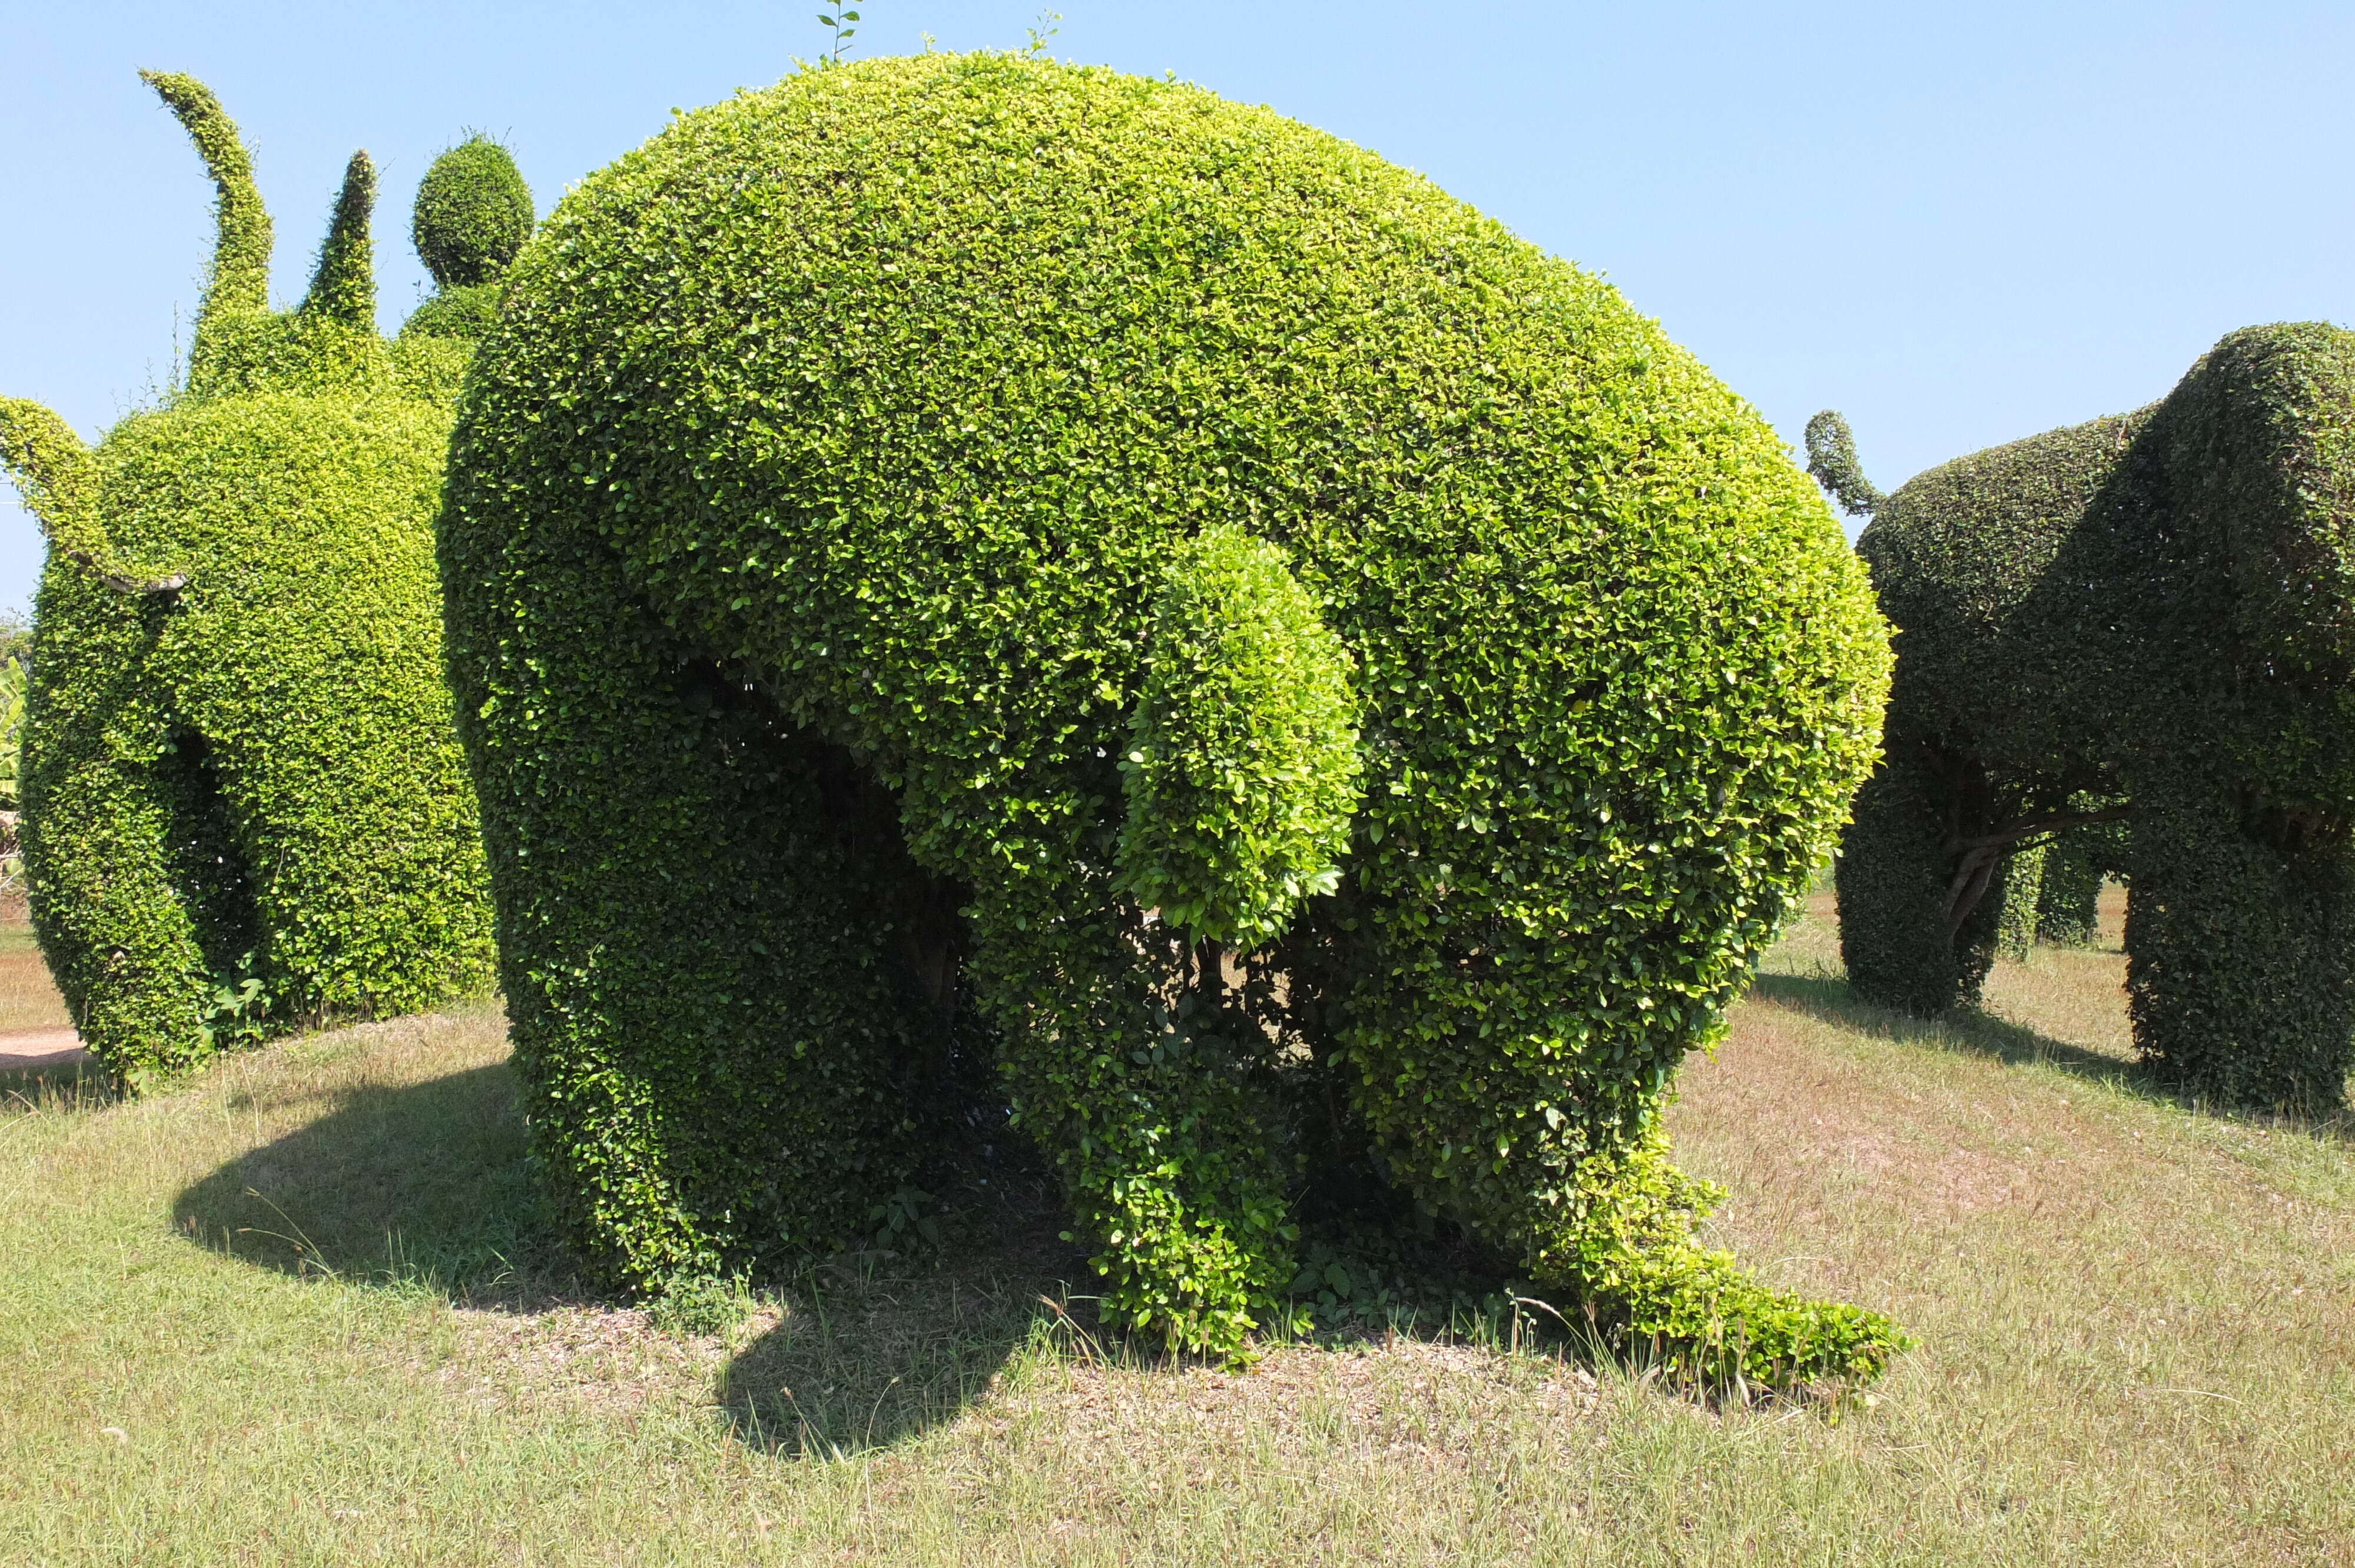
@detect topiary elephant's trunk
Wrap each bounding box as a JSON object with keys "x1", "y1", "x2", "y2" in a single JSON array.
[
  {"x1": 0, "y1": 400, "x2": 185, "y2": 594},
  {"x1": 139, "y1": 71, "x2": 272, "y2": 341}
]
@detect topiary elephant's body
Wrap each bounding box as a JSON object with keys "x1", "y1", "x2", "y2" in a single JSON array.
[
  {"x1": 443, "y1": 53, "x2": 1898, "y2": 1372},
  {"x1": 0, "y1": 77, "x2": 504, "y2": 1084},
  {"x1": 1820, "y1": 323, "x2": 2355, "y2": 1110}
]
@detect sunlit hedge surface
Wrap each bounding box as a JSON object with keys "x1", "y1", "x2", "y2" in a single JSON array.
[
  {"x1": 443, "y1": 53, "x2": 1896, "y2": 1376},
  {"x1": 0, "y1": 76, "x2": 513, "y2": 1085}
]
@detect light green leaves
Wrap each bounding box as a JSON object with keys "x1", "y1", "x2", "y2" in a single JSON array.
[{"x1": 1117, "y1": 525, "x2": 1363, "y2": 952}]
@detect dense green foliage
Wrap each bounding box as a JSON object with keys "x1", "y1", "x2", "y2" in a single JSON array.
[
  {"x1": 1996, "y1": 842, "x2": 2046, "y2": 962},
  {"x1": 442, "y1": 52, "x2": 1896, "y2": 1375},
  {"x1": 1820, "y1": 323, "x2": 2355, "y2": 1109},
  {"x1": 1116, "y1": 524, "x2": 1362, "y2": 952},
  {"x1": 397, "y1": 142, "x2": 530, "y2": 355},
  {"x1": 2034, "y1": 805, "x2": 2126, "y2": 946},
  {"x1": 0, "y1": 615, "x2": 27, "y2": 903},
  {"x1": 410, "y1": 136, "x2": 533, "y2": 290},
  {"x1": 0, "y1": 74, "x2": 500, "y2": 1084}
]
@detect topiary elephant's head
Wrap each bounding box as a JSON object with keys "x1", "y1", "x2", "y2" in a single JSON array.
[{"x1": 0, "y1": 75, "x2": 525, "y2": 1083}]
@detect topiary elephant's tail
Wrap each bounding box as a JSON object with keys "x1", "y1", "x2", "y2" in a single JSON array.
[
  {"x1": 1806, "y1": 410, "x2": 1886, "y2": 519},
  {"x1": 1524, "y1": 1122, "x2": 1912, "y2": 1391},
  {"x1": 1116, "y1": 524, "x2": 1362, "y2": 954}
]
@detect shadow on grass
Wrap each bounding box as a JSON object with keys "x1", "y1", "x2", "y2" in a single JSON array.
[
  {"x1": 1749, "y1": 972, "x2": 2355, "y2": 1140},
  {"x1": 171, "y1": 1061, "x2": 572, "y2": 1304},
  {"x1": 718, "y1": 1224, "x2": 1090, "y2": 1459},
  {"x1": 167, "y1": 1052, "x2": 1095, "y2": 1453},
  {"x1": 0, "y1": 1055, "x2": 118, "y2": 1112},
  {"x1": 1750, "y1": 972, "x2": 2151, "y2": 1093}
]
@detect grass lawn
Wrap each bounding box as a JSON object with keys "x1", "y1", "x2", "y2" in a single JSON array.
[
  {"x1": 4, "y1": 892, "x2": 2351, "y2": 1565},
  {"x1": 0, "y1": 921, "x2": 73, "y2": 1032}
]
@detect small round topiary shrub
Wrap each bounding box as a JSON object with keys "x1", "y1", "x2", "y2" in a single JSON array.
[
  {"x1": 411, "y1": 135, "x2": 533, "y2": 290},
  {"x1": 400, "y1": 136, "x2": 533, "y2": 350},
  {"x1": 0, "y1": 74, "x2": 505, "y2": 1085},
  {"x1": 441, "y1": 52, "x2": 1899, "y2": 1378}
]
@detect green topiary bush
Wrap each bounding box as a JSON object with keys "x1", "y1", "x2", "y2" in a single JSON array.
[
  {"x1": 440, "y1": 52, "x2": 1899, "y2": 1376},
  {"x1": 410, "y1": 135, "x2": 533, "y2": 291},
  {"x1": 1996, "y1": 841, "x2": 2047, "y2": 962},
  {"x1": 0, "y1": 74, "x2": 506, "y2": 1085},
  {"x1": 1815, "y1": 322, "x2": 2355, "y2": 1109},
  {"x1": 399, "y1": 136, "x2": 533, "y2": 351}
]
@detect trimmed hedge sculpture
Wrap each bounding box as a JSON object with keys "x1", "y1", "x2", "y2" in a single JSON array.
[
  {"x1": 441, "y1": 52, "x2": 1900, "y2": 1377},
  {"x1": 1812, "y1": 321, "x2": 2355, "y2": 1111},
  {"x1": 0, "y1": 75, "x2": 516, "y2": 1085},
  {"x1": 401, "y1": 134, "x2": 534, "y2": 345}
]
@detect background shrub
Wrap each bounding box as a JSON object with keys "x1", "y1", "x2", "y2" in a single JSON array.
[
  {"x1": 410, "y1": 135, "x2": 533, "y2": 290},
  {"x1": 442, "y1": 52, "x2": 1896, "y2": 1376},
  {"x1": 0, "y1": 74, "x2": 500, "y2": 1084}
]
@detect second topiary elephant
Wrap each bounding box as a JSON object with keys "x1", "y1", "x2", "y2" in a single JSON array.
[
  {"x1": 1813, "y1": 321, "x2": 2355, "y2": 1111},
  {"x1": 0, "y1": 75, "x2": 530, "y2": 1083}
]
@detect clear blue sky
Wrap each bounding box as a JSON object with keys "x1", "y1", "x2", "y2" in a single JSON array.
[{"x1": 5, "y1": 3, "x2": 2351, "y2": 616}]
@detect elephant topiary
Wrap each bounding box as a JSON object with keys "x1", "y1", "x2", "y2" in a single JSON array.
[
  {"x1": 1812, "y1": 321, "x2": 2355, "y2": 1111},
  {"x1": 0, "y1": 74, "x2": 522, "y2": 1085},
  {"x1": 440, "y1": 52, "x2": 1902, "y2": 1377}
]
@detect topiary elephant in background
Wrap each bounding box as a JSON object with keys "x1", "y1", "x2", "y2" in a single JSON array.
[
  {"x1": 1811, "y1": 321, "x2": 2355, "y2": 1111},
  {"x1": 0, "y1": 74, "x2": 529, "y2": 1085},
  {"x1": 442, "y1": 52, "x2": 1903, "y2": 1378}
]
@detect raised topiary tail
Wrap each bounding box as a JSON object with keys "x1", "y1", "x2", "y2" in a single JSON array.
[
  {"x1": 140, "y1": 71, "x2": 273, "y2": 333},
  {"x1": 301, "y1": 151, "x2": 377, "y2": 327},
  {"x1": 1805, "y1": 410, "x2": 1886, "y2": 519}
]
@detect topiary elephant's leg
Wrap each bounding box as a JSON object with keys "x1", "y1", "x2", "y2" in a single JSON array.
[
  {"x1": 2127, "y1": 779, "x2": 2355, "y2": 1112},
  {"x1": 2035, "y1": 818, "x2": 2110, "y2": 946},
  {"x1": 1996, "y1": 842, "x2": 2047, "y2": 962},
  {"x1": 443, "y1": 536, "x2": 930, "y2": 1291},
  {"x1": 19, "y1": 587, "x2": 224, "y2": 1084},
  {"x1": 179, "y1": 713, "x2": 493, "y2": 1029},
  {"x1": 962, "y1": 872, "x2": 1295, "y2": 1355},
  {"x1": 171, "y1": 614, "x2": 496, "y2": 1026},
  {"x1": 1837, "y1": 731, "x2": 2002, "y2": 1012}
]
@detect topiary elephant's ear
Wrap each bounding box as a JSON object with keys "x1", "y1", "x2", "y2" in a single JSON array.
[
  {"x1": 412, "y1": 135, "x2": 533, "y2": 291},
  {"x1": 1116, "y1": 526, "x2": 1364, "y2": 951}
]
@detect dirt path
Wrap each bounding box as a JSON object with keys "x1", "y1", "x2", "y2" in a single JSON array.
[{"x1": 0, "y1": 1026, "x2": 89, "y2": 1071}]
